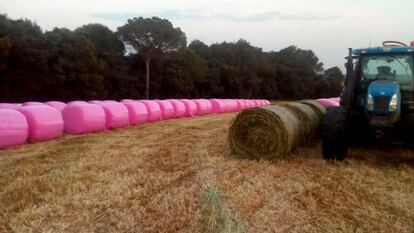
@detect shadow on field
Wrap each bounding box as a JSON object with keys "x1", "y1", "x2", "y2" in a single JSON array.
[{"x1": 348, "y1": 146, "x2": 414, "y2": 167}]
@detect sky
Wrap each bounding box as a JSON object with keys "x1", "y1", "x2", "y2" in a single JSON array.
[{"x1": 1, "y1": 0, "x2": 414, "y2": 70}]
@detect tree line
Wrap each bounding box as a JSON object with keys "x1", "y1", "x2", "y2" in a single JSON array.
[{"x1": 0, "y1": 14, "x2": 343, "y2": 102}]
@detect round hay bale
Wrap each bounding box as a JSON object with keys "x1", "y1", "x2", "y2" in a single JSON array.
[
  {"x1": 19, "y1": 105, "x2": 64, "y2": 142},
  {"x1": 45, "y1": 101, "x2": 67, "y2": 112},
  {"x1": 138, "y1": 100, "x2": 162, "y2": 122},
  {"x1": 179, "y1": 99, "x2": 197, "y2": 117},
  {"x1": 156, "y1": 100, "x2": 175, "y2": 119},
  {"x1": 209, "y1": 99, "x2": 227, "y2": 113},
  {"x1": 63, "y1": 103, "x2": 106, "y2": 134},
  {"x1": 281, "y1": 102, "x2": 320, "y2": 143},
  {"x1": 22, "y1": 102, "x2": 45, "y2": 106},
  {"x1": 0, "y1": 103, "x2": 20, "y2": 110},
  {"x1": 228, "y1": 105, "x2": 300, "y2": 160},
  {"x1": 121, "y1": 100, "x2": 148, "y2": 125},
  {"x1": 168, "y1": 99, "x2": 186, "y2": 118},
  {"x1": 194, "y1": 99, "x2": 212, "y2": 116},
  {"x1": 0, "y1": 109, "x2": 28, "y2": 149},
  {"x1": 298, "y1": 99, "x2": 326, "y2": 120}
]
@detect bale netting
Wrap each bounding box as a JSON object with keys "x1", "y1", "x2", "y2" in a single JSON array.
[
  {"x1": 228, "y1": 105, "x2": 301, "y2": 160},
  {"x1": 281, "y1": 102, "x2": 321, "y2": 143}
]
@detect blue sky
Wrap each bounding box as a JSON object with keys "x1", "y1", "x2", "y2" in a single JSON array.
[{"x1": 1, "y1": 0, "x2": 413, "y2": 70}]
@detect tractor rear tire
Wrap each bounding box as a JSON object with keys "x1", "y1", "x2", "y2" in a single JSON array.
[{"x1": 321, "y1": 106, "x2": 348, "y2": 160}]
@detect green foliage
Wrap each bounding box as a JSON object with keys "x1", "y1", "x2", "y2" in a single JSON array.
[
  {"x1": 117, "y1": 16, "x2": 186, "y2": 59},
  {"x1": 0, "y1": 14, "x2": 342, "y2": 102}
]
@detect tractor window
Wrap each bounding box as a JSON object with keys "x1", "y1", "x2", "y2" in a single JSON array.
[{"x1": 361, "y1": 55, "x2": 414, "y2": 91}]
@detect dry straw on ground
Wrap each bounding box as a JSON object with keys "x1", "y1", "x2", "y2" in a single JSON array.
[{"x1": 1, "y1": 112, "x2": 414, "y2": 232}]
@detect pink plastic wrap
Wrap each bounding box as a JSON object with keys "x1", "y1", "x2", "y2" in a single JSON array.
[
  {"x1": 138, "y1": 100, "x2": 162, "y2": 122},
  {"x1": 0, "y1": 109, "x2": 28, "y2": 149},
  {"x1": 223, "y1": 99, "x2": 239, "y2": 112},
  {"x1": 209, "y1": 99, "x2": 226, "y2": 113},
  {"x1": 46, "y1": 101, "x2": 67, "y2": 112},
  {"x1": 156, "y1": 100, "x2": 175, "y2": 119},
  {"x1": 122, "y1": 101, "x2": 148, "y2": 125},
  {"x1": 62, "y1": 103, "x2": 106, "y2": 134},
  {"x1": 329, "y1": 97, "x2": 340, "y2": 103},
  {"x1": 0, "y1": 103, "x2": 20, "y2": 110},
  {"x1": 95, "y1": 102, "x2": 130, "y2": 129},
  {"x1": 22, "y1": 102, "x2": 45, "y2": 106},
  {"x1": 168, "y1": 99, "x2": 186, "y2": 118},
  {"x1": 68, "y1": 101, "x2": 89, "y2": 105},
  {"x1": 194, "y1": 99, "x2": 212, "y2": 115},
  {"x1": 179, "y1": 99, "x2": 197, "y2": 117},
  {"x1": 19, "y1": 105, "x2": 64, "y2": 142},
  {"x1": 236, "y1": 100, "x2": 247, "y2": 110},
  {"x1": 264, "y1": 100, "x2": 271, "y2": 105},
  {"x1": 316, "y1": 99, "x2": 339, "y2": 108},
  {"x1": 88, "y1": 100, "x2": 103, "y2": 104}
]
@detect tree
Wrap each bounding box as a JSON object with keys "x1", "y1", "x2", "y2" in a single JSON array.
[
  {"x1": 75, "y1": 24, "x2": 125, "y2": 57},
  {"x1": 324, "y1": 66, "x2": 344, "y2": 97},
  {"x1": 117, "y1": 17, "x2": 187, "y2": 99}
]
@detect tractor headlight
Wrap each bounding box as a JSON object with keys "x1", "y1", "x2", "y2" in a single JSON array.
[
  {"x1": 367, "y1": 94, "x2": 374, "y2": 111},
  {"x1": 389, "y1": 94, "x2": 398, "y2": 111}
]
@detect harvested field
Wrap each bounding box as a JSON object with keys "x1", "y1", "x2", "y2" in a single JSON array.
[{"x1": 1, "y1": 113, "x2": 414, "y2": 232}]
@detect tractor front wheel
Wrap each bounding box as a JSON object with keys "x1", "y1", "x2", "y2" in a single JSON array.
[{"x1": 321, "y1": 106, "x2": 348, "y2": 160}]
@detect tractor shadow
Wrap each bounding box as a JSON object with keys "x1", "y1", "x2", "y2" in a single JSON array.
[{"x1": 348, "y1": 144, "x2": 414, "y2": 168}]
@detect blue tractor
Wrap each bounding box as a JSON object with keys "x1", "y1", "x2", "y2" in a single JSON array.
[{"x1": 322, "y1": 41, "x2": 414, "y2": 160}]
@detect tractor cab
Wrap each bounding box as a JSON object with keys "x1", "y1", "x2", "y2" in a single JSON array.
[
  {"x1": 353, "y1": 45, "x2": 414, "y2": 127},
  {"x1": 323, "y1": 41, "x2": 414, "y2": 160}
]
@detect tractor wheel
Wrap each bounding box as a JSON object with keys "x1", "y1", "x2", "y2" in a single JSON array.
[
  {"x1": 401, "y1": 114, "x2": 414, "y2": 148},
  {"x1": 321, "y1": 106, "x2": 348, "y2": 160}
]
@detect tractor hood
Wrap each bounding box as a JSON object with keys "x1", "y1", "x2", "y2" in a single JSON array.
[{"x1": 366, "y1": 80, "x2": 401, "y2": 127}]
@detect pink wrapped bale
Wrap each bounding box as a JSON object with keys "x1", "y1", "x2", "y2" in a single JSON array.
[
  {"x1": 68, "y1": 101, "x2": 88, "y2": 105},
  {"x1": 138, "y1": 100, "x2": 162, "y2": 122},
  {"x1": 316, "y1": 99, "x2": 340, "y2": 108},
  {"x1": 235, "y1": 100, "x2": 246, "y2": 110},
  {"x1": 156, "y1": 100, "x2": 175, "y2": 119},
  {"x1": 19, "y1": 105, "x2": 64, "y2": 142},
  {"x1": 46, "y1": 101, "x2": 67, "y2": 112},
  {"x1": 264, "y1": 100, "x2": 271, "y2": 105},
  {"x1": 122, "y1": 101, "x2": 148, "y2": 125},
  {"x1": 88, "y1": 100, "x2": 103, "y2": 104},
  {"x1": 22, "y1": 102, "x2": 45, "y2": 106},
  {"x1": 253, "y1": 100, "x2": 263, "y2": 107},
  {"x1": 194, "y1": 99, "x2": 212, "y2": 115},
  {"x1": 209, "y1": 99, "x2": 227, "y2": 113},
  {"x1": 329, "y1": 97, "x2": 340, "y2": 103},
  {"x1": 62, "y1": 103, "x2": 106, "y2": 134},
  {"x1": 168, "y1": 99, "x2": 186, "y2": 118},
  {"x1": 0, "y1": 109, "x2": 28, "y2": 149},
  {"x1": 179, "y1": 99, "x2": 197, "y2": 117},
  {"x1": 95, "y1": 102, "x2": 130, "y2": 129},
  {"x1": 223, "y1": 99, "x2": 239, "y2": 112},
  {"x1": 0, "y1": 103, "x2": 20, "y2": 110}
]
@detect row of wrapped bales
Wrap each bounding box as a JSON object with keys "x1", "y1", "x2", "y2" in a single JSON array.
[
  {"x1": 228, "y1": 100, "x2": 326, "y2": 160},
  {"x1": 0, "y1": 98, "x2": 271, "y2": 149}
]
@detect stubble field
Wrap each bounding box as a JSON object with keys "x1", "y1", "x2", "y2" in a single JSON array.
[{"x1": 1, "y1": 112, "x2": 413, "y2": 232}]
